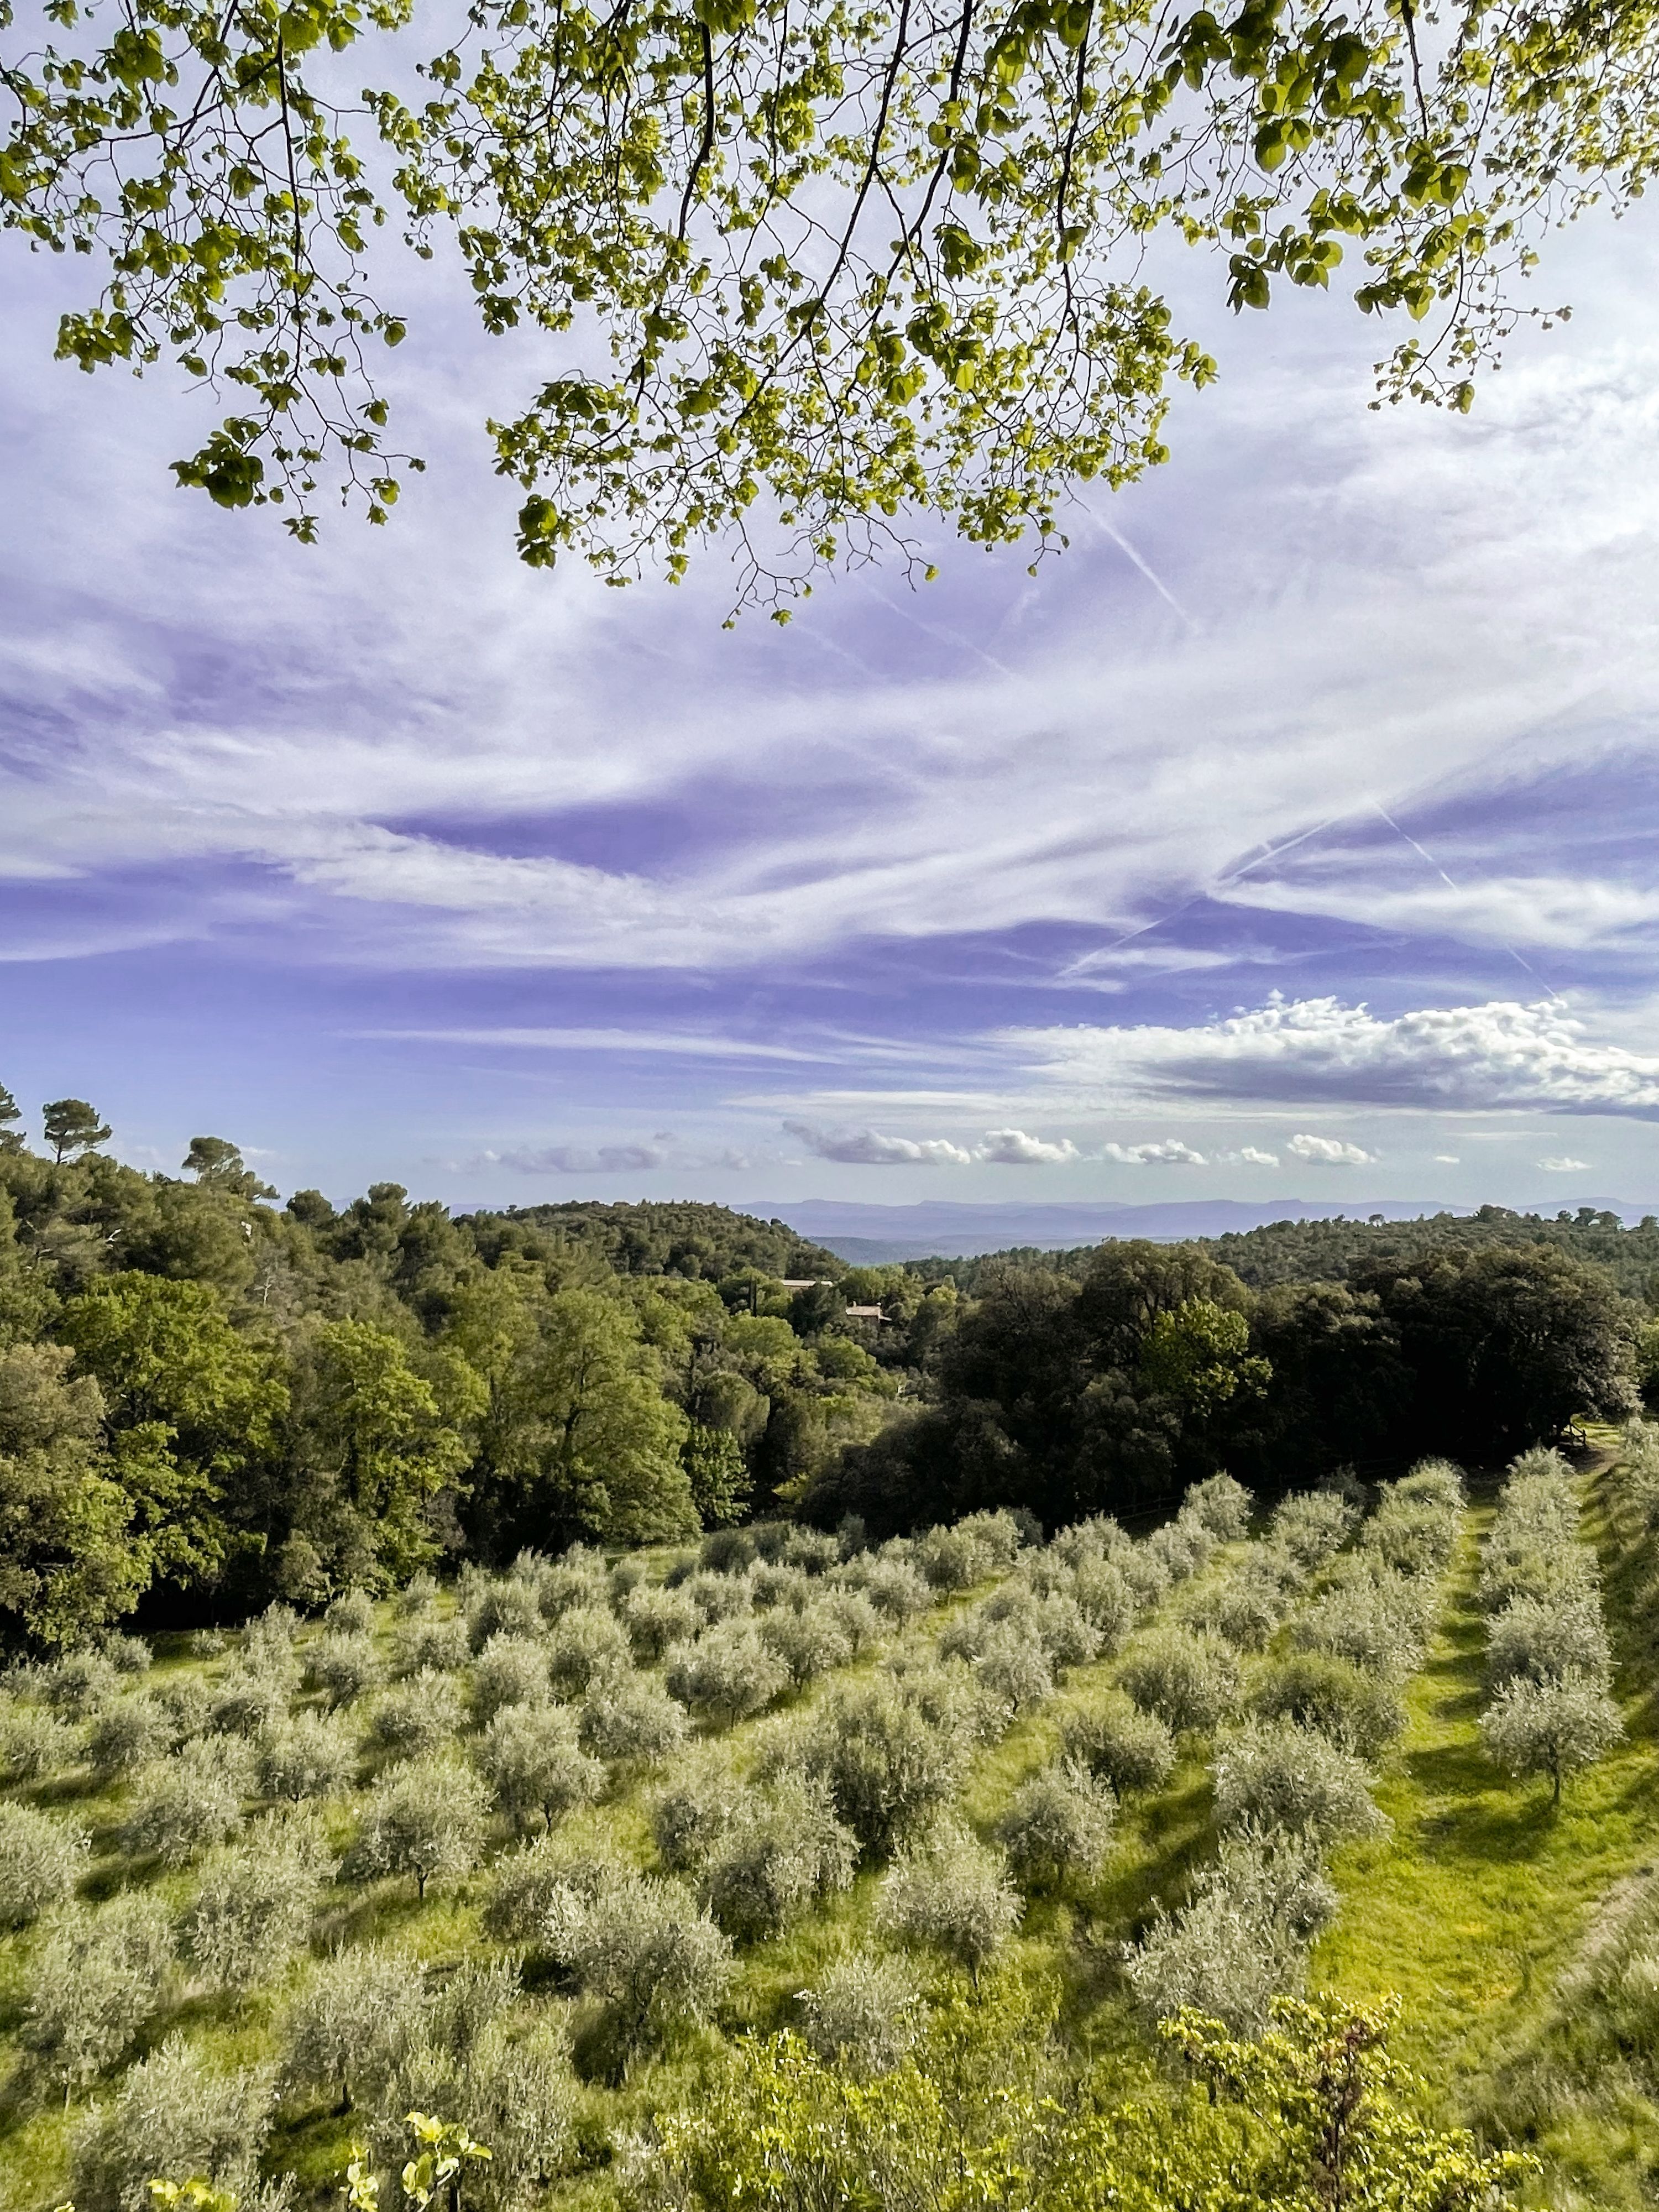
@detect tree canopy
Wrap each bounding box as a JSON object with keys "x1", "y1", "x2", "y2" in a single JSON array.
[{"x1": 4, "y1": 0, "x2": 1655, "y2": 610}]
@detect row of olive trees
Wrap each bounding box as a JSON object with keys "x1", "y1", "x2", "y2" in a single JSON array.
[
  {"x1": 1477, "y1": 1449, "x2": 1623, "y2": 1805},
  {"x1": 1125, "y1": 1464, "x2": 1468, "y2": 2033}
]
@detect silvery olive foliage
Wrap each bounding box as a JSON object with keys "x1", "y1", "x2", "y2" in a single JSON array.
[
  {"x1": 69, "y1": 2034, "x2": 275, "y2": 2212},
  {"x1": 1271, "y1": 1492, "x2": 1359, "y2": 1570},
  {"x1": 279, "y1": 1943, "x2": 430, "y2": 2109},
  {"x1": 798, "y1": 1681, "x2": 968, "y2": 1856},
  {"x1": 700, "y1": 1775, "x2": 858, "y2": 1942},
  {"x1": 546, "y1": 1867, "x2": 734, "y2": 2049},
  {"x1": 876, "y1": 1819, "x2": 1021, "y2": 1979},
  {"x1": 0, "y1": 1800, "x2": 89, "y2": 1926},
  {"x1": 88, "y1": 1692, "x2": 170, "y2": 1777},
  {"x1": 545, "y1": 1604, "x2": 633, "y2": 1695},
  {"x1": 579, "y1": 1670, "x2": 689, "y2": 1763},
  {"x1": 1249, "y1": 1652, "x2": 1405, "y2": 1764},
  {"x1": 1212, "y1": 1719, "x2": 1387, "y2": 1846},
  {"x1": 394, "y1": 1614, "x2": 472, "y2": 1677},
  {"x1": 1184, "y1": 1474, "x2": 1254, "y2": 1544},
  {"x1": 650, "y1": 1745, "x2": 747, "y2": 1873},
  {"x1": 467, "y1": 1575, "x2": 546, "y2": 1653},
  {"x1": 621, "y1": 1583, "x2": 700, "y2": 1662},
  {"x1": 480, "y1": 1701, "x2": 604, "y2": 1832},
  {"x1": 798, "y1": 1949, "x2": 924, "y2": 2077},
  {"x1": 1487, "y1": 1595, "x2": 1611, "y2": 1692},
  {"x1": 760, "y1": 1601, "x2": 856, "y2": 1686},
  {"x1": 470, "y1": 1632, "x2": 553, "y2": 1726},
  {"x1": 0, "y1": 1696, "x2": 81, "y2": 1781},
  {"x1": 23, "y1": 1891, "x2": 175, "y2": 2090},
  {"x1": 1117, "y1": 1627, "x2": 1241, "y2": 1736},
  {"x1": 325, "y1": 1588, "x2": 379, "y2": 1638},
  {"x1": 125, "y1": 1735, "x2": 254, "y2": 1865},
  {"x1": 1480, "y1": 1671, "x2": 1625, "y2": 1804},
  {"x1": 181, "y1": 1815, "x2": 330, "y2": 1988},
  {"x1": 1123, "y1": 1828, "x2": 1338, "y2": 2036},
  {"x1": 307, "y1": 1631, "x2": 383, "y2": 1708},
  {"x1": 364, "y1": 1669, "x2": 465, "y2": 1758},
  {"x1": 258, "y1": 1709, "x2": 358, "y2": 1802},
  {"x1": 1061, "y1": 1691, "x2": 1176, "y2": 1797},
  {"x1": 667, "y1": 1623, "x2": 790, "y2": 1724},
  {"x1": 347, "y1": 1753, "x2": 491, "y2": 1895},
  {"x1": 995, "y1": 1757, "x2": 1117, "y2": 1887}
]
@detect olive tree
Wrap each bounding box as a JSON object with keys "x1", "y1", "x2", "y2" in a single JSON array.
[
  {"x1": 1061, "y1": 1692, "x2": 1176, "y2": 1797},
  {"x1": 479, "y1": 1702, "x2": 604, "y2": 1833},
  {"x1": 125, "y1": 1737, "x2": 253, "y2": 1866},
  {"x1": 469, "y1": 1633, "x2": 552, "y2": 1726},
  {"x1": 1479, "y1": 1672, "x2": 1625, "y2": 1805},
  {"x1": 0, "y1": 1802, "x2": 88, "y2": 1925},
  {"x1": 181, "y1": 1818, "x2": 329, "y2": 1988},
  {"x1": 800, "y1": 1682, "x2": 967, "y2": 1857},
  {"x1": 621, "y1": 1583, "x2": 700, "y2": 1663},
  {"x1": 550, "y1": 1870, "x2": 734, "y2": 2052},
  {"x1": 995, "y1": 1759, "x2": 1117, "y2": 1889},
  {"x1": 258, "y1": 1709, "x2": 357, "y2": 1802},
  {"x1": 363, "y1": 1670, "x2": 464, "y2": 1759},
  {"x1": 876, "y1": 1821, "x2": 1020, "y2": 1983},
  {"x1": 279, "y1": 1945, "x2": 428, "y2": 2110},
  {"x1": 579, "y1": 1671, "x2": 688, "y2": 1763},
  {"x1": 346, "y1": 1754, "x2": 491, "y2": 1896},
  {"x1": 68, "y1": 2035, "x2": 274, "y2": 2212},
  {"x1": 798, "y1": 1950, "x2": 923, "y2": 2077},
  {"x1": 23, "y1": 1891, "x2": 175, "y2": 2091},
  {"x1": 700, "y1": 1777, "x2": 857, "y2": 1943},
  {"x1": 667, "y1": 1624, "x2": 789, "y2": 1725},
  {"x1": 307, "y1": 1631, "x2": 382, "y2": 1708},
  {"x1": 1123, "y1": 1829, "x2": 1337, "y2": 2036},
  {"x1": 1212, "y1": 1721, "x2": 1387, "y2": 1846},
  {"x1": 1117, "y1": 1628, "x2": 1241, "y2": 1737},
  {"x1": 1250, "y1": 1653, "x2": 1405, "y2": 1764}
]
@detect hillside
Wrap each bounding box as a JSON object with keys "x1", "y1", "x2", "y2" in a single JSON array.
[{"x1": 4, "y1": 1439, "x2": 1659, "y2": 2209}]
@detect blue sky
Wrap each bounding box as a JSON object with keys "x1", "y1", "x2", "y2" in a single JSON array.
[{"x1": 6, "y1": 195, "x2": 1659, "y2": 1215}]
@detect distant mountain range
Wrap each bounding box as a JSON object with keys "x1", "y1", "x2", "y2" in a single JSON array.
[{"x1": 745, "y1": 1196, "x2": 1651, "y2": 1263}]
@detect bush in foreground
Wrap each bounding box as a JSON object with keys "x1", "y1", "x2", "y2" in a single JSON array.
[
  {"x1": 798, "y1": 1949, "x2": 923, "y2": 2077},
  {"x1": 23, "y1": 1892, "x2": 174, "y2": 2091},
  {"x1": 996, "y1": 1759, "x2": 1117, "y2": 1889},
  {"x1": 0, "y1": 1801, "x2": 88, "y2": 1926},
  {"x1": 69, "y1": 2035, "x2": 273, "y2": 2212}
]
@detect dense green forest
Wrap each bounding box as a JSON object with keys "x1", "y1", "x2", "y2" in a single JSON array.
[{"x1": 1, "y1": 1083, "x2": 1648, "y2": 1653}]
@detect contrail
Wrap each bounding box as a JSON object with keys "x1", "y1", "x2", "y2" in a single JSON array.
[
  {"x1": 1100, "y1": 519, "x2": 1194, "y2": 626},
  {"x1": 1368, "y1": 796, "x2": 1567, "y2": 1006}
]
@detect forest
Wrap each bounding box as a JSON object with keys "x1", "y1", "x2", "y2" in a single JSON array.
[{"x1": 8, "y1": 1089, "x2": 1659, "y2": 2210}]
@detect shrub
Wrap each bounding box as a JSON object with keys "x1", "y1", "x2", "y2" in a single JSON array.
[
  {"x1": 760, "y1": 1601, "x2": 855, "y2": 1686},
  {"x1": 1213, "y1": 1720, "x2": 1388, "y2": 1845},
  {"x1": 1061, "y1": 1692, "x2": 1176, "y2": 1796},
  {"x1": 701, "y1": 1527, "x2": 758, "y2": 1575},
  {"x1": 534, "y1": 1553, "x2": 613, "y2": 1624},
  {"x1": 156, "y1": 1676, "x2": 214, "y2": 1744},
  {"x1": 1185, "y1": 1473, "x2": 1254, "y2": 1542},
  {"x1": 307, "y1": 1631, "x2": 383, "y2": 1708},
  {"x1": 1122, "y1": 1828, "x2": 1337, "y2": 2035},
  {"x1": 876, "y1": 1820, "x2": 1020, "y2": 1980},
  {"x1": 650, "y1": 1746, "x2": 746, "y2": 1873},
  {"x1": 88, "y1": 1693, "x2": 169, "y2": 1777},
  {"x1": 1488, "y1": 1595, "x2": 1611, "y2": 1692},
  {"x1": 750, "y1": 1562, "x2": 815, "y2": 1612},
  {"x1": 579, "y1": 1671, "x2": 688, "y2": 1763},
  {"x1": 243, "y1": 1603, "x2": 301, "y2": 1670},
  {"x1": 1116, "y1": 1545, "x2": 1173, "y2": 1611},
  {"x1": 995, "y1": 1759, "x2": 1117, "y2": 1888},
  {"x1": 68, "y1": 2035, "x2": 274, "y2": 2212},
  {"x1": 393, "y1": 1570, "x2": 439, "y2": 1618},
  {"x1": 1117, "y1": 1628, "x2": 1240, "y2": 1735},
  {"x1": 100, "y1": 1633, "x2": 153, "y2": 1676},
  {"x1": 700, "y1": 1777, "x2": 857, "y2": 1943},
  {"x1": 856, "y1": 1557, "x2": 933, "y2": 1622},
  {"x1": 621, "y1": 1583, "x2": 700, "y2": 1662},
  {"x1": 913, "y1": 1525, "x2": 989, "y2": 1593},
  {"x1": 0, "y1": 1698, "x2": 80, "y2": 1781},
  {"x1": 887, "y1": 1654, "x2": 1003, "y2": 1745},
  {"x1": 467, "y1": 1576, "x2": 545, "y2": 1652},
  {"x1": 210, "y1": 1665, "x2": 291, "y2": 1738},
  {"x1": 803, "y1": 1682, "x2": 968, "y2": 1855},
  {"x1": 259, "y1": 1709, "x2": 357, "y2": 1801},
  {"x1": 1250, "y1": 1653, "x2": 1406, "y2": 1763},
  {"x1": 546, "y1": 1605, "x2": 632, "y2": 1696},
  {"x1": 1191, "y1": 1566, "x2": 1288, "y2": 1653},
  {"x1": 798, "y1": 1949, "x2": 923, "y2": 2075},
  {"x1": 1144, "y1": 1514, "x2": 1212, "y2": 1583},
  {"x1": 1069, "y1": 1560, "x2": 1137, "y2": 1651},
  {"x1": 125, "y1": 1737, "x2": 253, "y2": 1865},
  {"x1": 480, "y1": 1702, "x2": 603, "y2": 1832},
  {"x1": 483, "y1": 1834, "x2": 624, "y2": 1944},
  {"x1": 182, "y1": 1818, "x2": 328, "y2": 1988},
  {"x1": 388, "y1": 2014, "x2": 575, "y2": 2212},
  {"x1": 782, "y1": 1526, "x2": 844, "y2": 1576},
  {"x1": 954, "y1": 1509, "x2": 1026, "y2": 1574},
  {"x1": 364, "y1": 1669, "x2": 464, "y2": 1758},
  {"x1": 43, "y1": 1651, "x2": 123, "y2": 1715},
  {"x1": 347, "y1": 1753, "x2": 491, "y2": 1896},
  {"x1": 551, "y1": 1869, "x2": 734, "y2": 2048},
  {"x1": 279, "y1": 1944, "x2": 428, "y2": 2109},
  {"x1": 819, "y1": 1587, "x2": 883, "y2": 1656},
  {"x1": 1479, "y1": 1671, "x2": 1625, "y2": 1803},
  {"x1": 667, "y1": 1623, "x2": 789, "y2": 1724},
  {"x1": 392, "y1": 1613, "x2": 471, "y2": 1676},
  {"x1": 325, "y1": 1588, "x2": 379, "y2": 1636},
  {"x1": 470, "y1": 1632, "x2": 552, "y2": 1725},
  {"x1": 0, "y1": 1802, "x2": 88, "y2": 1925},
  {"x1": 1291, "y1": 1585, "x2": 1419, "y2": 1677},
  {"x1": 23, "y1": 1892, "x2": 174, "y2": 2089},
  {"x1": 1271, "y1": 1491, "x2": 1358, "y2": 1569}
]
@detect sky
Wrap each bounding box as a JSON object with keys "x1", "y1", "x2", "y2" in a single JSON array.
[{"x1": 5, "y1": 173, "x2": 1659, "y2": 1219}]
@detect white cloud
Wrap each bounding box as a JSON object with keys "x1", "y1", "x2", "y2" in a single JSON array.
[
  {"x1": 480, "y1": 1135, "x2": 756, "y2": 1173},
  {"x1": 357, "y1": 1026, "x2": 829, "y2": 1061},
  {"x1": 1434, "y1": 1153, "x2": 1461, "y2": 1163},
  {"x1": 1102, "y1": 1138, "x2": 1208, "y2": 1165},
  {"x1": 784, "y1": 1121, "x2": 973, "y2": 1166},
  {"x1": 1537, "y1": 1155, "x2": 1592, "y2": 1172},
  {"x1": 1220, "y1": 872, "x2": 1659, "y2": 954},
  {"x1": 1003, "y1": 996, "x2": 1659, "y2": 1117},
  {"x1": 1238, "y1": 1147, "x2": 1280, "y2": 1167},
  {"x1": 1288, "y1": 1132, "x2": 1375, "y2": 1165},
  {"x1": 975, "y1": 1127, "x2": 1081, "y2": 1165}
]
